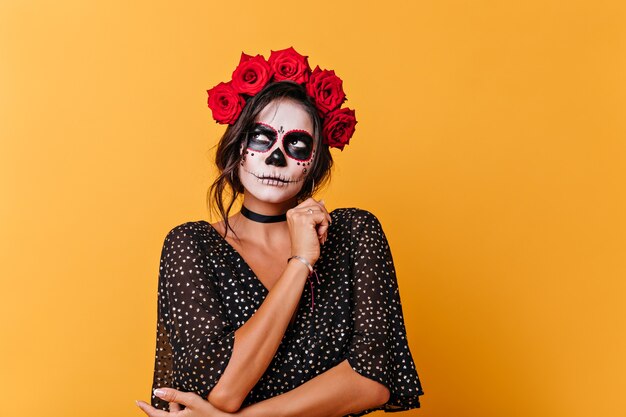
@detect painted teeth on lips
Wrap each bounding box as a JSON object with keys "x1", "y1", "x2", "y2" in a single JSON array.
[
  {"x1": 258, "y1": 173, "x2": 289, "y2": 183},
  {"x1": 243, "y1": 168, "x2": 296, "y2": 184}
]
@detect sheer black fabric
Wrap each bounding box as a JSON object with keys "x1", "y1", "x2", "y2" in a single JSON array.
[{"x1": 150, "y1": 207, "x2": 424, "y2": 415}]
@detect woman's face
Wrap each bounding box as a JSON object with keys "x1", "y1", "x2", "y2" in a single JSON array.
[{"x1": 238, "y1": 99, "x2": 316, "y2": 204}]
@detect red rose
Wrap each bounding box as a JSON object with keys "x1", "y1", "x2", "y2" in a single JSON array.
[
  {"x1": 322, "y1": 108, "x2": 357, "y2": 151},
  {"x1": 231, "y1": 53, "x2": 272, "y2": 95},
  {"x1": 268, "y1": 46, "x2": 311, "y2": 84},
  {"x1": 206, "y1": 81, "x2": 245, "y2": 125},
  {"x1": 306, "y1": 66, "x2": 346, "y2": 115}
]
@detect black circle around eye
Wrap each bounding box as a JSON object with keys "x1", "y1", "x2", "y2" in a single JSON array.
[
  {"x1": 283, "y1": 132, "x2": 313, "y2": 161},
  {"x1": 247, "y1": 126, "x2": 276, "y2": 152}
]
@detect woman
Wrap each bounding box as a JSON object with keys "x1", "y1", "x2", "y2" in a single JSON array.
[{"x1": 136, "y1": 47, "x2": 424, "y2": 417}]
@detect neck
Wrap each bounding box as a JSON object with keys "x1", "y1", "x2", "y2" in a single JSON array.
[
  {"x1": 241, "y1": 198, "x2": 296, "y2": 218},
  {"x1": 234, "y1": 194, "x2": 298, "y2": 243},
  {"x1": 241, "y1": 205, "x2": 286, "y2": 223}
]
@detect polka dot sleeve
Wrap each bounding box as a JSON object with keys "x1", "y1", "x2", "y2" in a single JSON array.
[
  {"x1": 345, "y1": 210, "x2": 424, "y2": 415},
  {"x1": 150, "y1": 223, "x2": 236, "y2": 411}
]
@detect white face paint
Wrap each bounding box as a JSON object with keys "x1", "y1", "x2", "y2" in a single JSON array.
[{"x1": 238, "y1": 99, "x2": 316, "y2": 204}]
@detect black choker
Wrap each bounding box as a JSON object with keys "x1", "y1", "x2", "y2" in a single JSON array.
[{"x1": 241, "y1": 205, "x2": 287, "y2": 223}]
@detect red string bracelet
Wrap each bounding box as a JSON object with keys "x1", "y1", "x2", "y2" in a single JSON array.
[{"x1": 287, "y1": 256, "x2": 320, "y2": 313}]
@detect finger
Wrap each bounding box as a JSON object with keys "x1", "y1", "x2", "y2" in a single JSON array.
[
  {"x1": 298, "y1": 204, "x2": 331, "y2": 225},
  {"x1": 153, "y1": 388, "x2": 194, "y2": 409},
  {"x1": 297, "y1": 198, "x2": 332, "y2": 223},
  {"x1": 135, "y1": 400, "x2": 170, "y2": 417},
  {"x1": 294, "y1": 197, "x2": 332, "y2": 219},
  {"x1": 313, "y1": 215, "x2": 329, "y2": 233},
  {"x1": 316, "y1": 221, "x2": 330, "y2": 236},
  {"x1": 169, "y1": 402, "x2": 181, "y2": 412},
  {"x1": 318, "y1": 199, "x2": 332, "y2": 224},
  {"x1": 308, "y1": 199, "x2": 330, "y2": 220},
  {"x1": 292, "y1": 207, "x2": 327, "y2": 225},
  {"x1": 289, "y1": 207, "x2": 329, "y2": 240}
]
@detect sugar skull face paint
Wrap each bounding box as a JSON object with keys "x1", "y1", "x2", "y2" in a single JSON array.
[
  {"x1": 238, "y1": 99, "x2": 316, "y2": 203},
  {"x1": 247, "y1": 122, "x2": 315, "y2": 161}
]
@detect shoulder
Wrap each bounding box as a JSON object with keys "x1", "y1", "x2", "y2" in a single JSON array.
[
  {"x1": 330, "y1": 208, "x2": 388, "y2": 249},
  {"x1": 162, "y1": 220, "x2": 212, "y2": 248},
  {"x1": 330, "y1": 207, "x2": 382, "y2": 227}
]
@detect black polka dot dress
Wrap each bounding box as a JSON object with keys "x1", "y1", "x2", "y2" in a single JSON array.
[{"x1": 150, "y1": 207, "x2": 424, "y2": 415}]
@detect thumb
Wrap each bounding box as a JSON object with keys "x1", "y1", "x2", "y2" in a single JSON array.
[{"x1": 153, "y1": 387, "x2": 192, "y2": 406}]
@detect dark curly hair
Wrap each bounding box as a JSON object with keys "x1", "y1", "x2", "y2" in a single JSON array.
[{"x1": 206, "y1": 81, "x2": 334, "y2": 240}]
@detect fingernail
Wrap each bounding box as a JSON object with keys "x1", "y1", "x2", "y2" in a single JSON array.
[
  {"x1": 135, "y1": 400, "x2": 140, "y2": 407},
  {"x1": 154, "y1": 388, "x2": 166, "y2": 397},
  {"x1": 320, "y1": 199, "x2": 325, "y2": 205}
]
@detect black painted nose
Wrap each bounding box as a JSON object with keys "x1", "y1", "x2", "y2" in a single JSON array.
[{"x1": 265, "y1": 148, "x2": 287, "y2": 167}]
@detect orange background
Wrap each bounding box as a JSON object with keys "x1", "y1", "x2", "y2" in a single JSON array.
[{"x1": 1, "y1": 1, "x2": 625, "y2": 416}]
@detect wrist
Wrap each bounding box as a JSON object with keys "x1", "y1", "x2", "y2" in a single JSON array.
[{"x1": 287, "y1": 255, "x2": 314, "y2": 275}]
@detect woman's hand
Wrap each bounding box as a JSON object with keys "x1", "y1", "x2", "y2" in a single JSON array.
[
  {"x1": 135, "y1": 388, "x2": 234, "y2": 417},
  {"x1": 286, "y1": 198, "x2": 332, "y2": 266}
]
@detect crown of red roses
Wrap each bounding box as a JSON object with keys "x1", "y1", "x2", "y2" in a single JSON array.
[{"x1": 206, "y1": 47, "x2": 357, "y2": 151}]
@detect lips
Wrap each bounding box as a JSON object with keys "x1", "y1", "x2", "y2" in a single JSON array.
[
  {"x1": 254, "y1": 172, "x2": 290, "y2": 183},
  {"x1": 260, "y1": 176, "x2": 287, "y2": 183}
]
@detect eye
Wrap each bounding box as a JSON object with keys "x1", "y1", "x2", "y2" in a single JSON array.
[
  {"x1": 288, "y1": 138, "x2": 306, "y2": 149},
  {"x1": 283, "y1": 131, "x2": 313, "y2": 160},
  {"x1": 252, "y1": 133, "x2": 271, "y2": 145},
  {"x1": 247, "y1": 126, "x2": 277, "y2": 152}
]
